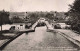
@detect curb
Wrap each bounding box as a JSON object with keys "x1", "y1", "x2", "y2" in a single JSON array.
[
  {"x1": 0, "y1": 22, "x2": 37, "y2": 50},
  {"x1": 0, "y1": 29, "x2": 36, "y2": 50},
  {"x1": 58, "y1": 31, "x2": 80, "y2": 48},
  {"x1": 48, "y1": 29, "x2": 80, "y2": 48},
  {"x1": 0, "y1": 32, "x2": 23, "y2": 50}
]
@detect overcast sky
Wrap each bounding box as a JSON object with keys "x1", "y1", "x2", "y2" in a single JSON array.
[{"x1": 0, "y1": 0, "x2": 74, "y2": 12}]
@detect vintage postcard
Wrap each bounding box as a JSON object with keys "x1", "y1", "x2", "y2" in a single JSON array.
[{"x1": 0, "y1": 0, "x2": 80, "y2": 51}]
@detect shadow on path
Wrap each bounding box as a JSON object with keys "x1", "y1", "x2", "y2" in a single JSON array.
[{"x1": 0, "y1": 35, "x2": 13, "y2": 40}]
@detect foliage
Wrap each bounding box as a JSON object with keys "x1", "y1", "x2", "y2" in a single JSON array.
[
  {"x1": 68, "y1": 0, "x2": 80, "y2": 32},
  {"x1": 69, "y1": 0, "x2": 80, "y2": 13},
  {"x1": 45, "y1": 13, "x2": 54, "y2": 20},
  {"x1": 0, "y1": 10, "x2": 10, "y2": 25},
  {"x1": 11, "y1": 16, "x2": 24, "y2": 23},
  {"x1": 68, "y1": 0, "x2": 80, "y2": 23}
]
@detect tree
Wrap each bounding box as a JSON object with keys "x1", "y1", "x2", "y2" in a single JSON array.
[
  {"x1": 11, "y1": 16, "x2": 24, "y2": 23},
  {"x1": 0, "y1": 10, "x2": 10, "y2": 34},
  {"x1": 0, "y1": 10, "x2": 10, "y2": 25},
  {"x1": 68, "y1": 0, "x2": 80, "y2": 23},
  {"x1": 69, "y1": 0, "x2": 80, "y2": 13},
  {"x1": 45, "y1": 13, "x2": 54, "y2": 20},
  {"x1": 68, "y1": 0, "x2": 80, "y2": 32},
  {"x1": 27, "y1": 13, "x2": 38, "y2": 24}
]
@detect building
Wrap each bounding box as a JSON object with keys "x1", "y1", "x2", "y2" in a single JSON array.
[{"x1": 11, "y1": 23, "x2": 32, "y2": 30}]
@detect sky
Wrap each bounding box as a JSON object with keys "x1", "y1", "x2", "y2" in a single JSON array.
[{"x1": 0, "y1": 0, "x2": 75, "y2": 12}]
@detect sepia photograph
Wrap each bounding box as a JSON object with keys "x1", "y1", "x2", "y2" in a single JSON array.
[{"x1": 0, "y1": 0, "x2": 80, "y2": 51}]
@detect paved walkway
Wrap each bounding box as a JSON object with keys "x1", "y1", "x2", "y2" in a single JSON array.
[
  {"x1": 0, "y1": 21, "x2": 38, "y2": 47},
  {"x1": 47, "y1": 24, "x2": 80, "y2": 48},
  {"x1": 3, "y1": 26, "x2": 78, "y2": 51},
  {"x1": 55, "y1": 29, "x2": 80, "y2": 42},
  {"x1": 0, "y1": 33, "x2": 16, "y2": 49},
  {"x1": 48, "y1": 24, "x2": 80, "y2": 43},
  {"x1": 1, "y1": 21, "x2": 80, "y2": 51}
]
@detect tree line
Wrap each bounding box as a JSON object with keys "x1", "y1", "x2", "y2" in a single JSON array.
[
  {"x1": 0, "y1": 10, "x2": 65, "y2": 26},
  {"x1": 66, "y1": 0, "x2": 80, "y2": 32},
  {"x1": 0, "y1": 10, "x2": 11, "y2": 25}
]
